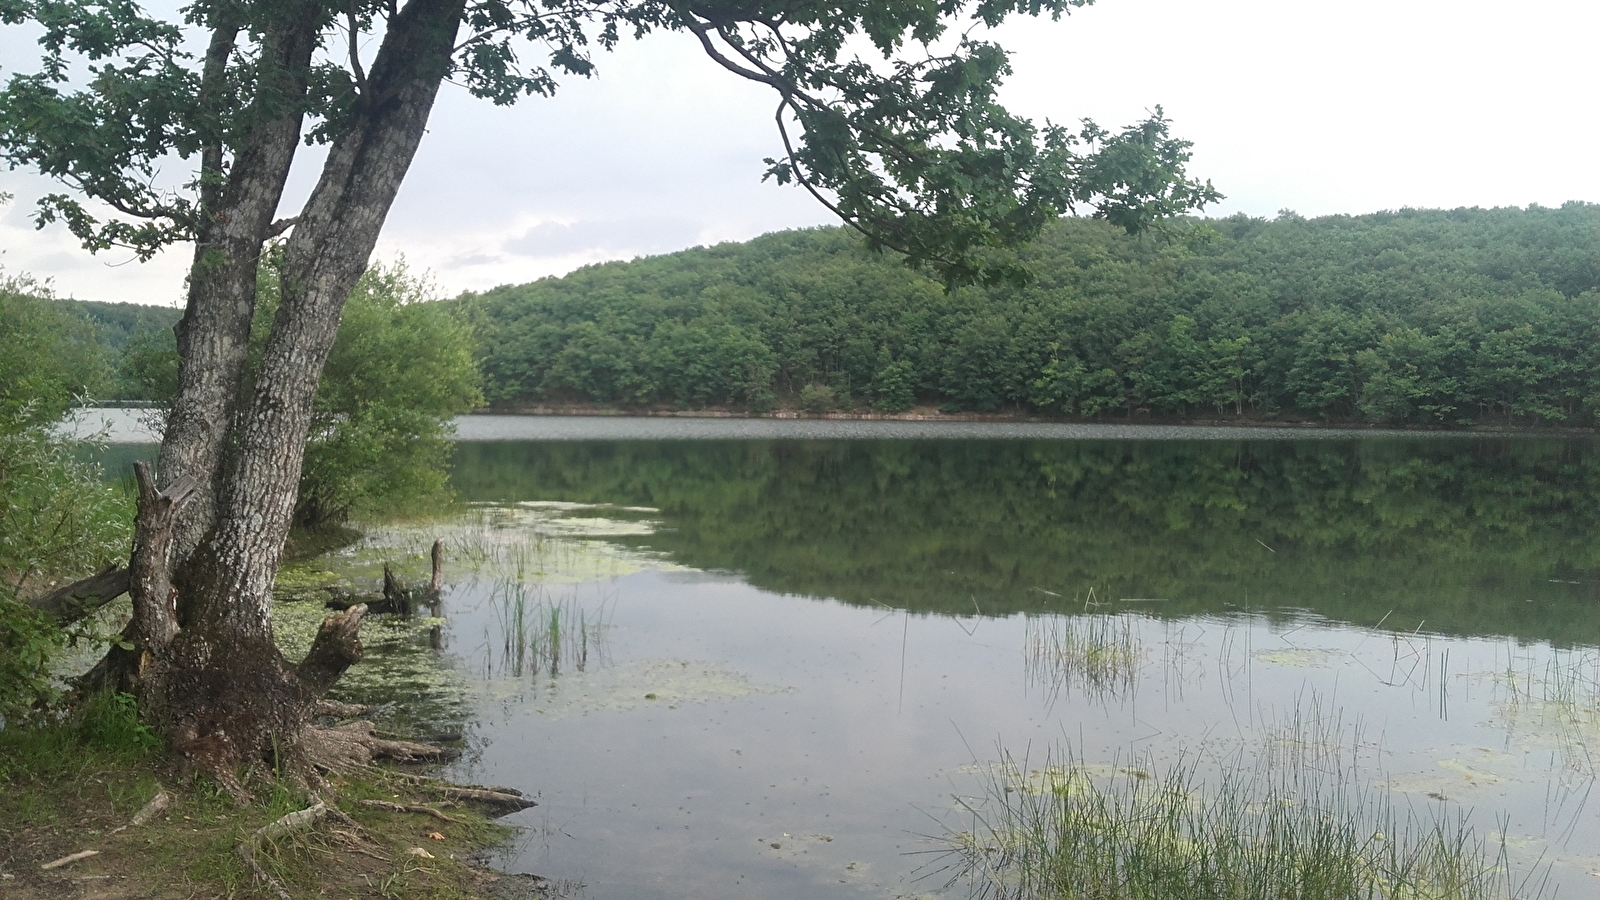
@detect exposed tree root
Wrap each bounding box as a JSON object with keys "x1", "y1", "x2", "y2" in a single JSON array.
[
  {"x1": 362, "y1": 769, "x2": 535, "y2": 816},
  {"x1": 237, "y1": 801, "x2": 335, "y2": 900},
  {"x1": 421, "y1": 785, "x2": 536, "y2": 814},
  {"x1": 354, "y1": 798, "x2": 460, "y2": 823},
  {"x1": 298, "y1": 720, "x2": 457, "y2": 771}
]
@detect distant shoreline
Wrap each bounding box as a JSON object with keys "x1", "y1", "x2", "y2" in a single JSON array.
[
  {"x1": 63, "y1": 405, "x2": 1600, "y2": 446},
  {"x1": 475, "y1": 404, "x2": 1585, "y2": 435}
]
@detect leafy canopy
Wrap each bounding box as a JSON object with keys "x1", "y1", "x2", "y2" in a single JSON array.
[{"x1": 0, "y1": 0, "x2": 1218, "y2": 284}]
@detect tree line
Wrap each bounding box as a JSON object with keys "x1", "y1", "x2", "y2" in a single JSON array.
[{"x1": 464, "y1": 203, "x2": 1600, "y2": 426}]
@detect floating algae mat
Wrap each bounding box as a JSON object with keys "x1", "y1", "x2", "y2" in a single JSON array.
[{"x1": 286, "y1": 432, "x2": 1600, "y2": 899}]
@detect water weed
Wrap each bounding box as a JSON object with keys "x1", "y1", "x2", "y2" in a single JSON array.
[
  {"x1": 946, "y1": 748, "x2": 1544, "y2": 900},
  {"x1": 491, "y1": 581, "x2": 610, "y2": 679},
  {"x1": 1024, "y1": 613, "x2": 1141, "y2": 703}
]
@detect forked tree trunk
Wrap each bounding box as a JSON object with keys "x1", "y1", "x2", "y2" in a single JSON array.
[
  {"x1": 119, "y1": 0, "x2": 467, "y2": 792},
  {"x1": 161, "y1": 7, "x2": 326, "y2": 573}
]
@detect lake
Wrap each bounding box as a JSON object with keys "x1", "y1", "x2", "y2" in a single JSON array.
[{"x1": 90, "y1": 414, "x2": 1600, "y2": 897}]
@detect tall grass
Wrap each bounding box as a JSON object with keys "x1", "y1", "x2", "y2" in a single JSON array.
[
  {"x1": 947, "y1": 747, "x2": 1544, "y2": 900},
  {"x1": 1024, "y1": 614, "x2": 1141, "y2": 702},
  {"x1": 491, "y1": 582, "x2": 608, "y2": 678}
]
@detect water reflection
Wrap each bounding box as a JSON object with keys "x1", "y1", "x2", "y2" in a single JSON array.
[
  {"x1": 452, "y1": 436, "x2": 1600, "y2": 645},
  {"x1": 276, "y1": 431, "x2": 1600, "y2": 898}
]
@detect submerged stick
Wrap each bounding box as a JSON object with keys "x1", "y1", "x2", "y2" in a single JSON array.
[{"x1": 430, "y1": 538, "x2": 444, "y2": 595}]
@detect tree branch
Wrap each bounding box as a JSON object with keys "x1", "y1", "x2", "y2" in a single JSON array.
[
  {"x1": 129, "y1": 461, "x2": 198, "y2": 653},
  {"x1": 28, "y1": 564, "x2": 130, "y2": 625},
  {"x1": 772, "y1": 99, "x2": 922, "y2": 261},
  {"x1": 681, "y1": 16, "x2": 789, "y2": 93},
  {"x1": 347, "y1": 4, "x2": 369, "y2": 94}
]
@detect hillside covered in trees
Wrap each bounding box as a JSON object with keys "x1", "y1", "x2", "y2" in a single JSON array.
[{"x1": 465, "y1": 203, "x2": 1600, "y2": 426}]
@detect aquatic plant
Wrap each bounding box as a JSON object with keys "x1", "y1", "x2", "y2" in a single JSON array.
[
  {"x1": 1024, "y1": 614, "x2": 1141, "y2": 702},
  {"x1": 946, "y1": 748, "x2": 1544, "y2": 900},
  {"x1": 1256, "y1": 690, "x2": 1370, "y2": 778},
  {"x1": 491, "y1": 582, "x2": 608, "y2": 679},
  {"x1": 1490, "y1": 644, "x2": 1600, "y2": 787}
]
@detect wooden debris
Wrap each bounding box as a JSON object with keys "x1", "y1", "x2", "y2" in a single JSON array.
[
  {"x1": 110, "y1": 789, "x2": 170, "y2": 834},
  {"x1": 40, "y1": 849, "x2": 99, "y2": 871}
]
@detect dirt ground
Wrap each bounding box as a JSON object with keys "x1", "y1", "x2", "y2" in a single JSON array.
[{"x1": 0, "y1": 752, "x2": 550, "y2": 900}]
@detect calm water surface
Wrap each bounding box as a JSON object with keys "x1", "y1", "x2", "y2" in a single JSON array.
[{"x1": 118, "y1": 416, "x2": 1600, "y2": 897}]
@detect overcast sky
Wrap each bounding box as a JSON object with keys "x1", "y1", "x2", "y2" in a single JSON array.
[{"x1": 2, "y1": 0, "x2": 1596, "y2": 307}]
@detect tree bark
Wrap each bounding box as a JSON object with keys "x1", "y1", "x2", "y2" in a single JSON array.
[
  {"x1": 159, "y1": 4, "x2": 325, "y2": 576},
  {"x1": 117, "y1": 0, "x2": 468, "y2": 786}
]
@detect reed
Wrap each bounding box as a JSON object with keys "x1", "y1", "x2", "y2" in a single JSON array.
[
  {"x1": 946, "y1": 747, "x2": 1544, "y2": 900},
  {"x1": 490, "y1": 582, "x2": 608, "y2": 678},
  {"x1": 1024, "y1": 614, "x2": 1141, "y2": 702}
]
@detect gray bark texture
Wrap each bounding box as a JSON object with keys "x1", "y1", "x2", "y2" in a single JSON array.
[{"x1": 110, "y1": 0, "x2": 467, "y2": 790}]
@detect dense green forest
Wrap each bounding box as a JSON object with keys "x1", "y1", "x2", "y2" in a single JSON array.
[
  {"x1": 465, "y1": 203, "x2": 1600, "y2": 426},
  {"x1": 451, "y1": 436, "x2": 1600, "y2": 646}
]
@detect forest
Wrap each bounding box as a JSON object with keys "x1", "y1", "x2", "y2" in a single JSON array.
[{"x1": 465, "y1": 203, "x2": 1600, "y2": 426}]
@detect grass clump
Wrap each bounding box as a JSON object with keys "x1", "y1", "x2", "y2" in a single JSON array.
[
  {"x1": 948, "y1": 749, "x2": 1544, "y2": 900},
  {"x1": 494, "y1": 582, "x2": 609, "y2": 678},
  {"x1": 1024, "y1": 614, "x2": 1141, "y2": 702}
]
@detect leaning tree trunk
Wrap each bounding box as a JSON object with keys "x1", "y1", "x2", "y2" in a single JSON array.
[
  {"x1": 161, "y1": 6, "x2": 326, "y2": 570},
  {"x1": 122, "y1": 0, "x2": 467, "y2": 792},
  {"x1": 82, "y1": 12, "x2": 323, "y2": 696}
]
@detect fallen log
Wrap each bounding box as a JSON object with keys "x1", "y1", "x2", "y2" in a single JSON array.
[{"x1": 28, "y1": 564, "x2": 130, "y2": 625}]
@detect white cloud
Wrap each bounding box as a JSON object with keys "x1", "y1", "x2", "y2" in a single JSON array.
[{"x1": 3, "y1": 0, "x2": 1598, "y2": 305}]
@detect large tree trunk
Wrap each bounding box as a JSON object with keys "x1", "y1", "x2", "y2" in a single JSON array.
[
  {"x1": 117, "y1": 0, "x2": 467, "y2": 791},
  {"x1": 160, "y1": 7, "x2": 325, "y2": 574}
]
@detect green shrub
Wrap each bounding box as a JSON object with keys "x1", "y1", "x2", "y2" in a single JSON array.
[
  {"x1": 799, "y1": 383, "x2": 837, "y2": 414},
  {"x1": 72, "y1": 690, "x2": 160, "y2": 755},
  {"x1": 255, "y1": 255, "x2": 484, "y2": 525},
  {"x1": 0, "y1": 410, "x2": 132, "y2": 721}
]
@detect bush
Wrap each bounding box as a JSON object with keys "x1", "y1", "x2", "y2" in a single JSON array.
[
  {"x1": 0, "y1": 406, "x2": 132, "y2": 722},
  {"x1": 0, "y1": 270, "x2": 111, "y2": 423},
  {"x1": 799, "y1": 383, "x2": 837, "y2": 415}
]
